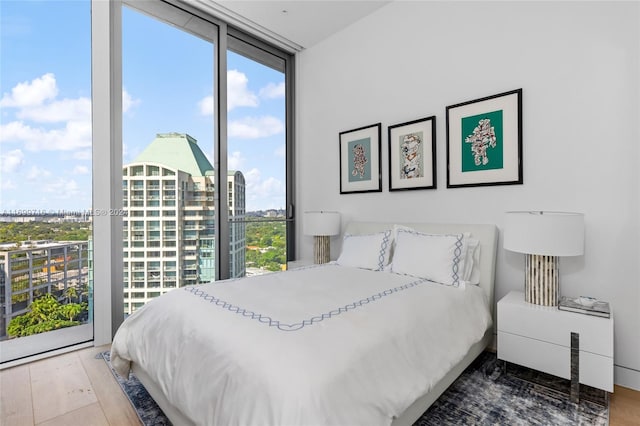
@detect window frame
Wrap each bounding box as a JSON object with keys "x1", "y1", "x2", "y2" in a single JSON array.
[{"x1": 91, "y1": 0, "x2": 295, "y2": 342}]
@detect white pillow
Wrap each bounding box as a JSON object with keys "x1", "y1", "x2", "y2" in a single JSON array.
[
  {"x1": 391, "y1": 225, "x2": 480, "y2": 284},
  {"x1": 463, "y1": 238, "x2": 481, "y2": 285},
  {"x1": 337, "y1": 230, "x2": 392, "y2": 271},
  {"x1": 391, "y1": 229, "x2": 466, "y2": 286}
]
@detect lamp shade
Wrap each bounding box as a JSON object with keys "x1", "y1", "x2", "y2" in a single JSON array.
[
  {"x1": 303, "y1": 211, "x2": 341, "y2": 236},
  {"x1": 504, "y1": 211, "x2": 584, "y2": 256}
]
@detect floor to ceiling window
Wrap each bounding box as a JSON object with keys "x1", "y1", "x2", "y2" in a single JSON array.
[
  {"x1": 226, "y1": 42, "x2": 289, "y2": 277},
  {"x1": 0, "y1": 0, "x2": 93, "y2": 363},
  {"x1": 121, "y1": 2, "x2": 217, "y2": 317},
  {"x1": 0, "y1": 0, "x2": 295, "y2": 361},
  {"x1": 118, "y1": 0, "x2": 295, "y2": 319}
]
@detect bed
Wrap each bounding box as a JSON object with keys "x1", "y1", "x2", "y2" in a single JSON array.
[{"x1": 111, "y1": 221, "x2": 498, "y2": 426}]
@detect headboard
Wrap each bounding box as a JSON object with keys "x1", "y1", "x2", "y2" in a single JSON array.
[{"x1": 342, "y1": 221, "x2": 498, "y2": 316}]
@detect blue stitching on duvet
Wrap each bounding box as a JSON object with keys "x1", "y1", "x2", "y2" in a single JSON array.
[{"x1": 183, "y1": 277, "x2": 426, "y2": 332}]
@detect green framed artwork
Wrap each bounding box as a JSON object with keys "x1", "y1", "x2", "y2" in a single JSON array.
[
  {"x1": 388, "y1": 115, "x2": 436, "y2": 191},
  {"x1": 339, "y1": 123, "x2": 381, "y2": 194},
  {"x1": 446, "y1": 89, "x2": 522, "y2": 188}
]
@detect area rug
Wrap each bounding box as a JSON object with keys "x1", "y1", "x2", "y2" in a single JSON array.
[
  {"x1": 416, "y1": 351, "x2": 608, "y2": 425},
  {"x1": 100, "y1": 351, "x2": 609, "y2": 425},
  {"x1": 98, "y1": 352, "x2": 171, "y2": 425}
]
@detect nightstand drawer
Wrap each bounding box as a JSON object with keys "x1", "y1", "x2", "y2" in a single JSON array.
[
  {"x1": 498, "y1": 331, "x2": 613, "y2": 391},
  {"x1": 497, "y1": 294, "x2": 613, "y2": 357},
  {"x1": 498, "y1": 331, "x2": 569, "y2": 380}
]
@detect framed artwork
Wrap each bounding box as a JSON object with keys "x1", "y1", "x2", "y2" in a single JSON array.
[
  {"x1": 388, "y1": 116, "x2": 436, "y2": 191},
  {"x1": 339, "y1": 123, "x2": 382, "y2": 194},
  {"x1": 446, "y1": 89, "x2": 522, "y2": 188}
]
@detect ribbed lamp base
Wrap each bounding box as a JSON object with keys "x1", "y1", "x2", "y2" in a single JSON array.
[
  {"x1": 524, "y1": 254, "x2": 559, "y2": 306},
  {"x1": 313, "y1": 235, "x2": 331, "y2": 264}
]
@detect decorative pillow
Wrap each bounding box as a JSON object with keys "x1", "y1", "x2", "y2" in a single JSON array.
[
  {"x1": 391, "y1": 229, "x2": 466, "y2": 286},
  {"x1": 336, "y1": 230, "x2": 392, "y2": 271}
]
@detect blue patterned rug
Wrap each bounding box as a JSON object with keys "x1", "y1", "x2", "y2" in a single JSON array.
[
  {"x1": 99, "y1": 352, "x2": 171, "y2": 425},
  {"x1": 417, "y1": 351, "x2": 608, "y2": 425},
  {"x1": 100, "y1": 351, "x2": 609, "y2": 425}
]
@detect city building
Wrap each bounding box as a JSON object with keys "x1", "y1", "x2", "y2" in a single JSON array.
[
  {"x1": 0, "y1": 241, "x2": 90, "y2": 339},
  {"x1": 122, "y1": 133, "x2": 246, "y2": 315}
]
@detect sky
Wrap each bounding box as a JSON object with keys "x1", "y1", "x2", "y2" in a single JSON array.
[{"x1": 0, "y1": 0, "x2": 287, "y2": 213}]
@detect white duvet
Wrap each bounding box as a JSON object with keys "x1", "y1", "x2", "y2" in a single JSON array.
[{"x1": 111, "y1": 263, "x2": 491, "y2": 426}]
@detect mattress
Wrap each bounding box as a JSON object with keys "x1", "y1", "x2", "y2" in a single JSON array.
[{"x1": 111, "y1": 263, "x2": 492, "y2": 426}]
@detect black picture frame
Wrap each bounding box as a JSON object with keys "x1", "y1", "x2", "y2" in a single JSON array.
[
  {"x1": 446, "y1": 89, "x2": 523, "y2": 188},
  {"x1": 339, "y1": 123, "x2": 382, "y2": 194},
  {"x1": 388, "y1": 116, "x2": 437, "y2": 191}
]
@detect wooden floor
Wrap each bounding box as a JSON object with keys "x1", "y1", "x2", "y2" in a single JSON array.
[
  {"x1": 1, "y1": 345, "x2": 140, "y2": 426},
  {"x1": 1, "y1": 345, "x2": 639, "y2": 426}
]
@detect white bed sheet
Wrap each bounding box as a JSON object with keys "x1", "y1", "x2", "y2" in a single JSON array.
[{"x1": 111, "y1": 263, "x2": 492, "y2": 426}]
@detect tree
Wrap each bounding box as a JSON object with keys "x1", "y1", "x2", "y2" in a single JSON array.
[
  {"x1": 0, "y1": 222, "x2": 91, "y2": 244},
  {"x1": 7, "y1": 293, "x2": 88, "y2": 338},
  {"x1": 65, "y1": 286, "x2": 78, "y2": 303},
  {"x1": 244, "y1": 220, "x2": 286, "y2": 271}
]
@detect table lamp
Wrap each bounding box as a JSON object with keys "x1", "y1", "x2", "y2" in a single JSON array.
[
  {"x1": 303, "y1": 211, "x2": 341, "y2": 264},
  {"x1": 504, "y1": 211, "x2": 584, "y2": 306}
]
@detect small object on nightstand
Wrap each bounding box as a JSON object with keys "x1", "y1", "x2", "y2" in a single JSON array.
[
  {"x1": 558, "y1": 296, "x2": 611, "y2": 318},
  {"x1": 577, "y1": 296, "x2": 597, "y2": 307}
]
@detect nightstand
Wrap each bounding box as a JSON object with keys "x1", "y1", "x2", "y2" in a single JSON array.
[{"x1": 497, "y1": 291, "x2": 613, "y2": 398}]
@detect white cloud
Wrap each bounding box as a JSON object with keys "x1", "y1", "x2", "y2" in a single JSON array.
[
  {"x1": 42, "y1": 177, "x2": 82, "y2": 199},
  {"x1": 228, "y1": 116, "x2": 284, "y2": 139},
  {"x1": 1, "y1": 179, "x2": 17, "y2": 191},
  {"x1": 228, "y1": 69, "x2": 258, "y2": 110},
  {"x1": 243, "y1": 167, "x2": 285, "y2": 210},
  {"x1": 0, "y1": 149, "x2": 24, "y2": 173},
  {"x1": 228, "y1": 151, "x2": 244, "y2": 170},
  {"x1": 244, "y1": 168, "x2": 261, "y2": 184},
  {"x1": 256, "y1": 176, "x2": 283, "y2": 196},
  {"x1": 17, "y1": 96, "x2": 90, "y2": 123},
  {"x1": 198, "y1": 70, "x2": 260, "y2": 115},
  {"x1": 198, "y1": 95, "x2": 214, "y2": 116},
  {"x1": 198, "y1": 72, "x2": 282, "y2": 115},
  {"x1": 73, "y1": 150, "x2": 92, "y2": 160},
  {"x1": 0, "y1": 73, "x2": 58, "y2": 108},
  {"x1": 0, "y1": 120, "x2": 91, "y2": 151},
  {"x1": 72, "y1": 165, "x2": 90, "y2": 175},
  {"x1": 123, "y1": 88, "x2": 140, "y2": 113},
  {"x1": 26, "y1": 165, "x2": 52, "y2": 181},
  {"x1": 0, "y1": 73, "x2": 94, "y2": 153},
  {"x1": 259, "y1": 82, "x2": 285, "y2": 99}
]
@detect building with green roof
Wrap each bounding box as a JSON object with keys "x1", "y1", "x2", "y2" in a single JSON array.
[
  {"x1": 122, "y1": 133, "x2": 245, "y2": 316},
  {"x1": 133, "y1": 133, "x2": 214, "y2": 177}
]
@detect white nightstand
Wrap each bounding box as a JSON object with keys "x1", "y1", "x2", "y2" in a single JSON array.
[{"x1": 497, "y1": 291, "x2": 613, "y2": 397}]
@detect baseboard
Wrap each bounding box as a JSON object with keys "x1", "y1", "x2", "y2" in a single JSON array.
[{"x1": 614, "y1": 364, "x2": 640, "y2": 391}]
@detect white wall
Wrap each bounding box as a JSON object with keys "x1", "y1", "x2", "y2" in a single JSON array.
[{"x1": 296, "y1": 1, "x2": 639, "y2": 388}]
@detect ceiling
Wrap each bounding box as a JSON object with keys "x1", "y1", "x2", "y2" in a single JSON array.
[{"x1": 209, "y1": 1, "x2": 390, "y2": 50}]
